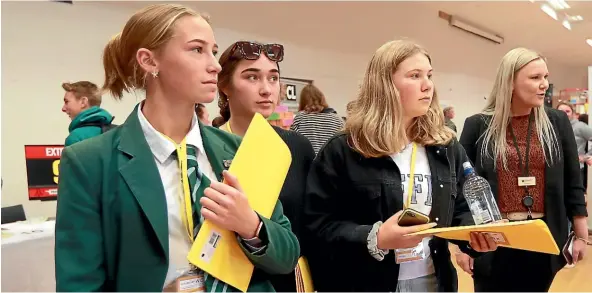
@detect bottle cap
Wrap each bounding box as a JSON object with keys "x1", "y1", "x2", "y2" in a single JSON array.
[{"x1": 462, "y1": 162, "x2": 472, "y2": 170}]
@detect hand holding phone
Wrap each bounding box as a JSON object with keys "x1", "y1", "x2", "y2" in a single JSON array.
[
  {"x1": 376, "y1": 210, "x2": 436, "y2": 250},
  {"x1": 397, "y1": 209, "x2": 431, "y2": 227}
]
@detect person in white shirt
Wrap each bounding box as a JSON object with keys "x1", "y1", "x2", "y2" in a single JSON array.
[{"x1": 303, "y1": 39, "x2": 499, "y2": 292}]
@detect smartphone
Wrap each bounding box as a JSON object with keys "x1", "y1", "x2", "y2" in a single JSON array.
[
  {"x1": 397, "y1": 209, "x2": 430, "y2": 227},
  {"x1": 563, "y1": 232, "x2": 575, "y2": 265}
]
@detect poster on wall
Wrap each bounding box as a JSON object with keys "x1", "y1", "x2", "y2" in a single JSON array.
[
  {"x1": 24, "y1": 145, "x2": 63, "y2": 200},
  {"x1": 280, "y1": 77, "x2": 313, "y2": 112}
]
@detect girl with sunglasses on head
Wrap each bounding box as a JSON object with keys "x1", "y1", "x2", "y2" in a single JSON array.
[
  {"x1": 458, "y1": 48, "x2": 588, "y2": 292},
  {"x1": 54, "y1": 5, "x2": 299, "y2": 292},
  {"x1": 217, "y1": 41, "x2": 315, "y2": 292},
  {"x1": 303, "y1": 40, "x2": 499, "y2": 292}
]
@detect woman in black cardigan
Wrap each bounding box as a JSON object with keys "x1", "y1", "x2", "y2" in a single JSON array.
[{"x1": 459, "y1": 48, "x2": 588, "y2": 292}]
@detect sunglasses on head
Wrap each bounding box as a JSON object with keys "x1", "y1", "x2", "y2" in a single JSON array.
[{"x1": 231, "y1": 41, "x2": 284, "y2": 62}]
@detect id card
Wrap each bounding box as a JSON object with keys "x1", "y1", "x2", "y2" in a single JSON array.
[
  {"x1": 164, "y1": 268, "x2": 205, "y2": 292},
  {"x1": 395, "y1": 242, "x2": 426, "y2": 264},
  {"x1": 518, "y1": 176, "x2": 536, "y2": 187}
]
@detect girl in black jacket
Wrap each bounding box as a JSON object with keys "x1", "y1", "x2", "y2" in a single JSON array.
[{"x1": 303, "y1": 40, "x2": 498, "y2": 292}]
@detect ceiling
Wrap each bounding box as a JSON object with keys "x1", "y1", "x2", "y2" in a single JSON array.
[
  {"x1": 105, "y1": 1, "x2": 592, "y2": 68},
  {"x1": 429, "y1": 1, "x2": 592, "y2": 67}
]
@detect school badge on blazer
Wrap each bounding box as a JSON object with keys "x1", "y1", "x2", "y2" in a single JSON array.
[{"x1": 223, "y1": 159, "x2": 232, "y2": 169}]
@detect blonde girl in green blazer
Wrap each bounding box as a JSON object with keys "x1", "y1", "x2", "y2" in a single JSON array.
[{"x1": 54, "y1": 4, "x2": 299, "y2": 292}]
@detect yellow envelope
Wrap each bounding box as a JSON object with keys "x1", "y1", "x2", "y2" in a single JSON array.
[
  {"x1": 409, "y1": 219, "x2": 559, "y2": 255},
  {"x1": 188, "y1": 113, "x2": 292, "y2": 292},
  {"x1": 295, "y1": 256, "x2": 314, "y2": 293}
]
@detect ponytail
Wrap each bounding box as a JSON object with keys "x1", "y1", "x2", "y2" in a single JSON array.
[
  {"x1": 218, "y1": 95, "x2": 231, "y2": 122},
  {"x1": 102, "y1": 33, "x2": 129, "y2": 99}
]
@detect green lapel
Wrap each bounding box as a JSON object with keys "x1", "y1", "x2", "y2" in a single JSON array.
[
  {"x1": 199, "y1": 123, "x2": 237, "y2": 182},
  {"x1": 117, "y1": 105, "x2": 169, "y2": 257}
]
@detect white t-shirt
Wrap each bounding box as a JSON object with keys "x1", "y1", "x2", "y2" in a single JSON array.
[{"x1": 390, "y1": 143, "x2": 435, "y2": 281}]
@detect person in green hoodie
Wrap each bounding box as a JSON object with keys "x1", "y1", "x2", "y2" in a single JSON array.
[{"x1": 61, "y1": 81, "x2": 114, "y2": 146}]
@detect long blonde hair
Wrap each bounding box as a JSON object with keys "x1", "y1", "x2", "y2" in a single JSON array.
[
  {"x1": 346, "y1": 40, "x2": 454, "y2": 158},
  {"x1": 480, "y1": 48, "x2": 559, "y2": 169}
]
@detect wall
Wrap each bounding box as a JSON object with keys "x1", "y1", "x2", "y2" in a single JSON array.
[{"x1": 1, "y1": 1, "x2": 588, "y2": 217}]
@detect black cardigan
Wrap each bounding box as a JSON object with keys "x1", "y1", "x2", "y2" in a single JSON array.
[{"x1": 459, "y1": 108, "x2": 588, "y2": 273}]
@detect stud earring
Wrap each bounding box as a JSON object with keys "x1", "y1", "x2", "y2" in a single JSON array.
[{"x1": 152, "y1": 70, "x2": 159, "y2": 78}]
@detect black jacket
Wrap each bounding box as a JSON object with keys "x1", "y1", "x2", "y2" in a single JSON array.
[
  {"x1": 303, "y1": 133, "x2": 479, "y2": 292},
  {"x1": 267, "y1": 126, "x2": 315, "y2": 293},
  {"x1": 459, "y1": 108, "x2": 588, "y2": 274}
]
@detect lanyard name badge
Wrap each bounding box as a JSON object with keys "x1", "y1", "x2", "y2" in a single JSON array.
[
  {"x1": 164, "y1": 138, "x2": 206, "y2": 292},
  {"x1": 508, "y1": 112, "x2": 535, "y2": 220},
  {"x1": 395, "y1": 143, "x2": 428, "y2": 264}
]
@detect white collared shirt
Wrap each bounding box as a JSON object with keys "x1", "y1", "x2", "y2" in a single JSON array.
[{"x1": 137, "y1": 105, "x2": 218, "y2": 288}]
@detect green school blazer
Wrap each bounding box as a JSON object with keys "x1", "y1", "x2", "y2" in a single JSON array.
[{"x1": 55, "y1": 106, "x2": 300, "y2": 292}]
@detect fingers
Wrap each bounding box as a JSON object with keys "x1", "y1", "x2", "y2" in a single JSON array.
[
  {"x1": 399, "y1": 235, "x2": 424, "y2": 248},
  {"x1": 200, "y1": 196, "x2": 225, "y2": 216},
  {"x1": 403, "y1": 222, "x2": 437, "y2": 234},
  {"x1": 484, "y1": 233, "x2": 497, "y2": 251},
  {"x1": 222, "y1": 171, "x2": 243, "y2": 193},
  {"x1": 201, "y1": 207, "x2": 221, "y2": 225},
  {"x1": 469, "y1": 232, "x2": 481, "y2": 251},
  {"x1": 208, "y1": 181, "x2": 240, "y2": 198},
  {"x1": 476, "y1": 233, "x2": 489, "y2": 252},
  {"x1": 203, "y1": 187, "x2": 233, "y2": 208},
  {"x1": 573, "y1": 249, "x2": 580, "y2": 264},
  {"x1": 461, "y1": 261, "x2": 473, "y2": 275}
]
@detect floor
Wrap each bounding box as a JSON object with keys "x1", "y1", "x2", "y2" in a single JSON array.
[{"x1": 452, "y1": 243, "x2": 592, "y2": 292}]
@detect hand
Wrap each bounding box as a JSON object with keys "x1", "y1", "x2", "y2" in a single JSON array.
[
  {"x1": 200, "y1": 171, "x2": 260, "y2": 239},
  {"x1": 376, "y1": 210, "x2": 437, "y2": 250},
  {"x1": 455, "y1": 251, "x2": 474, "y2": 275},
  {"x1": 586, "y1": 158, "x2": 592, "y2": 166},
  {"x1": 579, "y1": 155, "x2": 586, "y2": 163},
  {"x1": 469, "y1": 232, "x2": 498, "y2": 252},
  {"x1": 572, "y1": 237, "x2": 588, "y2": 264}
]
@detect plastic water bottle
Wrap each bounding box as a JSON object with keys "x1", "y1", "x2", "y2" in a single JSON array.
[{"x1": 462, "y1": 162, "x2": 502, "y2": 224}]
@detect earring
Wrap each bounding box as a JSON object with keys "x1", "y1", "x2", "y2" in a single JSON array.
[{"x1": 151, "y1": 70, "x2": 159, "y2": 78}]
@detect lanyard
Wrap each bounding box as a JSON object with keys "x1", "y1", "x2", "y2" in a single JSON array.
[
  {"x1": 510, "y1": 113, "x2": 534, "y2": 185},
  {"x1": 508, "y1": 112, "x2": 534, "y2": 179},
  {"x1": 162, "y1": 136, "x2": 195, "y2": 242},
  {"x1": 508, "y1": 112, "x2": 535, "y2": 218},
  {"x1": 225, "y1": 120, "x2": 233, "y2": 134},
  {"x1": 405, "y1": 143, "x2": 418, "y2": 209}
]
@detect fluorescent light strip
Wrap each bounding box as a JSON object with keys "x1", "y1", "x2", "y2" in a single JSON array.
[
  {"x1": 547, "y1": 0, "x2": 570, "y2": 10},
  {"x1": 562, "y1": 19, "x2": 572, "y2": 30},
  {"x1": 541, "y1": 4, "x2": 558, "y2": 20}
]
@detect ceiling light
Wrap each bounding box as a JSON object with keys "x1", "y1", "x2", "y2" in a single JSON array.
[
  {"x1": 541, "y1": 4, "x2": 558, "y2": 20},
  {"x1": 568, "y1": 15, "x2": 584, "y2": 21},
  {"x1": 587, "y1": 39, "x2": 592, "y2": 47},
  {"x1": 547, "y1": 0, "x2": 570, "y2": 10},
  {"x1": 562, "y1": 19, "x2": 572, "y2": 30}
]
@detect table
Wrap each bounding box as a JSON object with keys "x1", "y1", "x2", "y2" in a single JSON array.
[{"x1": 1, "y1": 220, "x2": 56, "y2": 292}]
